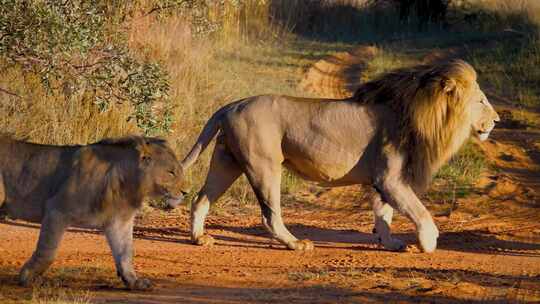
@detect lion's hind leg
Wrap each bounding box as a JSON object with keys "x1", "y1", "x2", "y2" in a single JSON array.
[
  {"x1": 105, "y1": 215, "x2": 151, "y2": 290},
  {"x1": 371, "y1": 188, "x2": 406, "y2": 251},
  {"x1": 19, "y1": 210, "x2": 68, "y2": 286},
  {"x1": 243, "y1": 162, "x2": 313, "y2": 251},
  {"x1": 191, "y1": 140, "x2": 242, "y2": 246}
]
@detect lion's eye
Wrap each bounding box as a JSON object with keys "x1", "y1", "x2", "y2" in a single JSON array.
[{"x1": 168, "y1": 170, "x2": 176, "y2": 177}]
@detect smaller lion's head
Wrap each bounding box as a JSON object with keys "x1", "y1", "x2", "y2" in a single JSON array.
[{"x1": 127, "y1": 137, "x2": 188, "y2": 206}]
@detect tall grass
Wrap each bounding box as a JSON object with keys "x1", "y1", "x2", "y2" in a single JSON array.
[{"x1": 0, "y1": 65, "x2": 137, "y2": 145}]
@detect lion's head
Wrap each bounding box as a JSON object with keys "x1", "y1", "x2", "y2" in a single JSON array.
[
  {"x1": 354, "y1": 59, "x2": 499, "y2": 192},
  {"x1": 100, "y1": 136, "x2": 188, "y2": 205},
  {"x1": 136, "y1": 138, "x2": 188, "y2": 206},
  {"x1": 470, "y1": 88, "x2": 500, "y2": 141}
]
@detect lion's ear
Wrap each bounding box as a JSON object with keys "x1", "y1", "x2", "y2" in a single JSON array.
[
  {"x1": 140, "y1": 154, "x2": 152, "y2": 165},
  {"x1": 441, "y1": 77, "x2": 456, "y2": 93},
  {"x1": 134, "y1": 139, "x2": 153, "y2": 165}
]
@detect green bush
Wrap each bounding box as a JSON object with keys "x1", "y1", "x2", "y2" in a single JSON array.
[{"x1": 0, "y1": 0, "x2": 171, "y2": 134}]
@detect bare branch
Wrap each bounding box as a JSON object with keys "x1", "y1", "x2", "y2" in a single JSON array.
[
  {"x1": 0, "y1": 87, "x2": 22, "y2": 99},
  {"x1": 140, "y1": 0, "x2": 190, "y2": 18}
]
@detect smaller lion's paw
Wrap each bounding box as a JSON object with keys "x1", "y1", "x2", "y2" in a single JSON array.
[
  {"x1": 380, "y1": 238, "x2": 407, "y2": 252},
  {"x1": 18, "y1": 276, "x2": 33, "y2": 288},
  {"x1": 288, "y1": 239, "x2": 314, "y2": 251},
  {"x1": 193, "y1": 234, "x2": 215, "y2": 247},
  {"x1": 131, "y1": 278, "x2": 153, "y2": 291},
  {"x1": 18, "y1": 270, "x2": 40, "y2": 287}
]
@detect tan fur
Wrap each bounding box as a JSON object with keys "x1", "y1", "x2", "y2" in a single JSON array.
[
  {"x1": 178, "y1": 59, "x2": 499, "y2": 253},
  {"x1": 0, "y1": 136, "x2": 186, "y2": 290}
]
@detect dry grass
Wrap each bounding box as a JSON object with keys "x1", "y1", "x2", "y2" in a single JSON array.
[
  {"x1": 30, "y1": 284, "x2": 91, "y2": 304},
  {"x1": 0, "y1": 66, "x2": 137, "y2": 145}
]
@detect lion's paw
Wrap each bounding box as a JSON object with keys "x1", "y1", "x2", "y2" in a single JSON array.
[
  {"x1": 417, "y1": 222, "x2": 439, "y2": 253},
  {"x1": 193, "y1": 234, "x2": 215, "y2": 247},
  {"x1": 288, "y1": 239, "x2": 314, "y2": 251},
  {"x1": 132, "y1": 278, "x2": 153, "y2": 291},
  {"x1": 380, "y1": 238, "x2": 407, "y2": 252}
]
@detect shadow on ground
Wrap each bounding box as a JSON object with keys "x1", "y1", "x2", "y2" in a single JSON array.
[
  {"x1": 3, "y1": 219, "x2": 539, "y2": 257},
  {"x1": 94, "y1": 276, "x2": 538, "y2": 304}
]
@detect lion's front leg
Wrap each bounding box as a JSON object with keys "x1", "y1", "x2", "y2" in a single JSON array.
[
  {"x1": 371, "y1": 189, "x2": 406, "y2": 251},
  {"x1": 19, "y1": 210, "x2": 68, "y2": 286},
  {"x1": 105, "y1": 215, "x2": 152, "y2": 291},
  {"x1": 376, "y1": 179, "x2": 439, "y2": 253}
]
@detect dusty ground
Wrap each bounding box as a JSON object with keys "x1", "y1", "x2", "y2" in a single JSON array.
[{"x1": 1, "y1": 50, "x2": 540, "y2": 303}]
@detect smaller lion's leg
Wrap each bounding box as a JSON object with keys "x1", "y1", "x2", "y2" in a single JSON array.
[
  {"x1": 371, "y1": 189, "x2": 406, "y2": 251},
  {"x1": 377, "y1": 180, "x2": 439, "y2": 253},
  {"x1": 0, "y1": 172, "x2": 7, "y2": 217},
  {"x1": 105, "y1": 215, "x2": 151, "y2": 291},
  {"x1": 19, "y1": 210, "x2": 68, "y2": 286},
  {"x1": 191, "y1": 142, "x2": 242, "y2": 246},
  {"x1": 244, "y1": 163, "x2": 313, "y2": 251},
  {"x1": 0, "y1": 173, "x2": 5, "y2": 210}
]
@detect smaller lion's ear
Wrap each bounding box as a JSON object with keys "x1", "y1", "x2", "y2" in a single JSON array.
[
  {"x1": 441, "y1": 78, "x2": 457, "y2": 93},
  {"x1": 134, "y1": 138, "x2": 152, "y2": 165},
  {"x1": 141, "y1": 154, "x2": 152, "y2": 166}
]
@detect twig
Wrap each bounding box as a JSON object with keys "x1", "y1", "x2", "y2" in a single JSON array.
[
  {"x1": 140, "y1": 0, "x2": 190, "y2": 18},
  {"x1": 0, "y1": 87, "x2": 22, "y2": 99}
]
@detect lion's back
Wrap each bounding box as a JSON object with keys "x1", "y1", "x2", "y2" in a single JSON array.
[{"x1": 0, "y1": 138, "x2": 79, "y2": 222}]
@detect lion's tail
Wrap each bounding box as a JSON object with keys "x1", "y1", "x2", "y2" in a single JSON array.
[{"x1": 180, "y1": 103, "x2": 234, "y2": 170}]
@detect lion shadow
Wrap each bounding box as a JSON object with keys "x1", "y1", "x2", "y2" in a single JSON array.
[
  {"x1": 438, "y1": 230, "x2": 540, "y2": 257},
  {"x1": 206, "y1": 223, "x2": 540, "y2": 256},
  {"x1": 3, "y1": 220, "x2": 539, "y2": 256},
  {"x1": 0, "y1": 219, "x2": 194, "y2": 246},
  {"x1": 91, "y1": 270, "x2": 540, "y2": 304},
  {"x1": 1, "y1": 262, "x2": 536, "y2": 303}
]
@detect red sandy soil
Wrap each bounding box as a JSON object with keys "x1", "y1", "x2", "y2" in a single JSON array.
[{"x1": 1, "y1": 50, "x2": 540, "y2": 304}]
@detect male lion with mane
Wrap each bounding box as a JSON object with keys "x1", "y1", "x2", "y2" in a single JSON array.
[
  {"x1": 0, "y1": 136, "x2": 187, "y2": 290},
  {"x1": 172, "y1": 59, "x2": 499, "y2": 253}
]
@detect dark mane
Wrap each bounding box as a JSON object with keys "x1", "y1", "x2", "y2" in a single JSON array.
[
  {"x1": 350, "y1": 59, "x2": 478, "y2": 193},
  {"x1": 352, "y1": 59, "x2": 476, "y2": 106},
  {"x1": 96, "y1": 135, "x2": 167, "y2": 148}
]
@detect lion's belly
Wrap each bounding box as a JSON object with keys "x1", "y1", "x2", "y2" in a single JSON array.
[
  {"x1": 282, "y1": 136, "x2": 372, "y2": 186},
  {"x1": 3, "y1": 199, "x2": 44, "y2": 223}
]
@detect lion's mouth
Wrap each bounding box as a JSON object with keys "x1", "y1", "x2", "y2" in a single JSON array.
[
  {"x1": 165, "y1": 190, "x2": 188, "y2": 209},
  {"x1": 476, "y1": 130, "x2": 491, "y2": 141}
]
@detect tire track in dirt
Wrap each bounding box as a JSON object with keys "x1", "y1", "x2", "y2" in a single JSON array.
[{"x1": 298, "y1": 45, "x2": 379, "y2": 98}]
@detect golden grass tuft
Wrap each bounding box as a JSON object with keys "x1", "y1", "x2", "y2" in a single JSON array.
[{"x1": 0, "y1": 66, "x2": 137, "y2": 145}]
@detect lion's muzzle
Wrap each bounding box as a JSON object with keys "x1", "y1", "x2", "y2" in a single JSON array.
[
  {"x1": 165, "y1": 190, "x2": 189, "y2": 209},
  {"x1": 477, "y1": 130, "x2": 491, "y2": 141}
]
